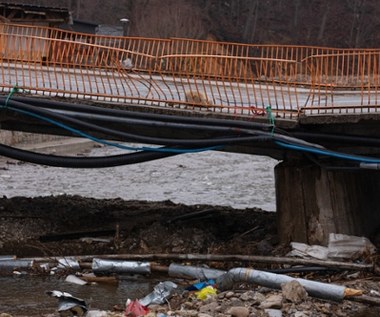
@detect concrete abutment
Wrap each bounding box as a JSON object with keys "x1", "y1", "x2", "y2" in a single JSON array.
[{"x1": 275, "y1": 159, "x2": 380, "y2": 245}]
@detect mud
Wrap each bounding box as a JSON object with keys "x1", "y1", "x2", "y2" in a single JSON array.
[
  {"x1": 1, "y1": 196, "x2": 380, "y2": 317},
  {"x1": 0, "y1": 195, "x2": 280, "y2": 259}
]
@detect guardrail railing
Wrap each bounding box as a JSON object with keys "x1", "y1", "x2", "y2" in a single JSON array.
[{"x1": 1, "y1": 23, "x2": 380, "y2": 118}]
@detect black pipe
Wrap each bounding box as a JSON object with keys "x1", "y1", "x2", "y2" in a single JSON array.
[
  {"x1": 9, "y1": 96, "x2": 380, "y2": 149},
  {"x1": 6, "y1": 96, "x2": 276, "y2": 131},
  {"x1": 0, "y1": 143, "x2": 179, "y2": 168},
  {"x1": 0, "y1": 134, "x2": 274, "y2": 168},
  {"x1": 0, "y1": 99, "x2": 276, "y2": 146}
]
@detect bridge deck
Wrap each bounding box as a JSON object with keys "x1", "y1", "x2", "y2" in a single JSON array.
[
  {"x1": 1, "y1": 23, "x2": 380, "y2": 119},
  {"x1": 1, "y1": 23, "x2": 380, "y2": 161}
]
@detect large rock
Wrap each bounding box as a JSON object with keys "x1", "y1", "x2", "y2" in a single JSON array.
[
  {"x1": 199, "y1": 302, "x2": 219, "y2": 314},
  {"x1": 226, "y1": 306, "x2": 250, "y2": 317},
  {"x1": 259, "y1": 294, "x2": 283, "y2": 309},
  {"x1": 281, "y1": 280, "x2": 308, "y2": 304}
]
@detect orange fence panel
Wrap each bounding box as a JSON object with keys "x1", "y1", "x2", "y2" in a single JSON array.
[{"x1": 1, "y1": 23, "x2": 380, "y2": 118}]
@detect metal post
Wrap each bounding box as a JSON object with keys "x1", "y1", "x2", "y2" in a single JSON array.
[{"x1": 120, "y1": 18, "x2": 130, "y2": 37}]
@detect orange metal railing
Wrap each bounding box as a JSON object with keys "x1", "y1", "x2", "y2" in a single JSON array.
[{"x1": 1, "y1": 23, "x2": 380, "y2": 118}]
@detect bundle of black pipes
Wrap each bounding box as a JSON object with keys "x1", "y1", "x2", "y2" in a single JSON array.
[{"x1": 1, "y1": 95, "x2": 380, "y2": 169}]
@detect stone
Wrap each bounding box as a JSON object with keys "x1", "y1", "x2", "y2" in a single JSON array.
[
  {"x1": 199, "y1": 302, "x2": 219, "y2": 314},
  {"x1": 225, "y1": 291, "x2": 235, "y2": 298},
  {"x1": 259, "y1": 294, "x2": 283, "y2": 309},
  {"x1": 198, "y1": 314, "x2": 213, "y2": 317},
  {"x1": 182, "y1": 301, "x2": 195, "y2": 309},
  {"x1": 226, "y1": 306, "x2": 250, "y2": 317},
  {"x1": 264, "y1": 309, "x2": 283, "y2": 317},
  {"x1": 176, "y1": 310, "x2": 198, "y2": 317},
  {"x1": 229, "y1": 298, "x2": 244, "y2": 307},
  {"x1": 147, "y1": 304, "x2": 167, "y2": 313},
  {"x1": 281, "y1": 280, "x2": 308, "y2": 304},
  {"x1": 252, "y1": 292, "x2": 266, "y2": 305},
  {"x1": 240, "y1": 290, "x2": 256, "y2": 301}
]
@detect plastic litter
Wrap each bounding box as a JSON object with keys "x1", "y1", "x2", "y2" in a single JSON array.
[
  {"x1": 195, "y1": 285, "x2": 217, "y2": 300},
  {"x1": 288, "y1": 233, "x2": 376, "y2": 261},
  {"x1": 168, "y1": 263, "x2": 226, "y2": 280},
  {"x1": 139, "y1": 281, "x2": 177, "y2": 306},
  {"x1": 327, "y1": 233, "x2": 376, "y2": 260},
  {"x1": 216, "y1": 267, "x2": 362, "y2": 302},
  {"x1": 287, "y1": 242, "x2": 329, "y2": 260},
  {"x1": 125, "y1": 299, "x2": 149, "y2": 317},
  {"x1": 57, "y1": 257, "x2": 80, "y2": 270},
  {"x1": 47, "y1": 290, "x2": 88, "y2": 316},
  {"x1": 65, "y1": 274, "x2": 87, "y2": 285},
  {"x1": 85, "y1": 310, "x2": 109, "y2": 317},
  {"x1": 92, "y1": 258, "x2": 151, "y2": 275},
  {"x1": 186, "y1": 279, "x2": 215, "y2": 291}
]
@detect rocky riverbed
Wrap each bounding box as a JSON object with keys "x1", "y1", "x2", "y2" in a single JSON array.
[{"x1": 0, "y1": 195, "x2": 379, "y2": 317}]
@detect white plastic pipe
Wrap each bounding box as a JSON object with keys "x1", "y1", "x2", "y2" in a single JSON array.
[{"x1": 168, "y1": 263, "x2": 226, "y2": 280}]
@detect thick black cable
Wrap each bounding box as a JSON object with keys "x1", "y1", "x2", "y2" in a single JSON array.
[
  {"x1": 0, "y1": 136, "x2": 272, "y2": 168},
  {"x1": 0, "y1": 98, "x2": 275, "y2": 146},
  {"x1": 9, "y1": 96, "x2": 380, "y2": 148},
  {"x1": 6, "y1": 96, "x2": 276, "y2": 131},
  {"x1": 0, "y1": 143, "x2": 179, "y2": 168},
  {"x1": 11, "y1": 97, "x2": 380, "y2": 149}
]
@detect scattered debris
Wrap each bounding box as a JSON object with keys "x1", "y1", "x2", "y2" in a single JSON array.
[
  {"x1": 92, "y1": 258, "x2": 151, "y2": 275},
  {"x1": 327, "y1": 233, "x2": 376, "y2": 261},
  {"x1": 195, "y1": 285, "x2": 217, "y2": 300},
  {"x1": 288, "y1": 233, "x2": 376, "y2": 261},
  {"x1": 125, "y1": 299, "x2": 149, "y2": 317},
  {"x1": 80, "y1": 237, "x2": 112, "y2": 244},
  {"x1": 139, "y1": 281, "x2": 178, "y2": 306},
  {"x1": 0, "y1": 259, "x2": 34, "y2": 274},
  {"x1": 58, "y1": 257, "x2": 81, "y2": 270},
  {"x1": 47, "y1": 290, "x2": 88, "y2": 317},
  {"x1": 168, "y1": 263, "x2": 226, "y2": 280},
  {"x1": 65, "y1": 274, "x2": 87, "y2": 286},
  {"x1": 1, "y1": 197, "x2": 380, "y2": 316},
  {"x1": 216, "y1": 267, "x2": 362, "y2": 301}
]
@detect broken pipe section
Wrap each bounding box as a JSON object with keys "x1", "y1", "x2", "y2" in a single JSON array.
[
  {"x1": 216, "y1": 267, "x2": 362, "y2": 302},
  {"x1": 92, "y1": 258, "x2": 151, "y2": 275}
]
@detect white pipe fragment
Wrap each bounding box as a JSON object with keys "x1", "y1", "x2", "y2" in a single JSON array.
[
  {"x1": 92, "y1": 258, "x2": 151, "y2": 275},
  {"x1": 216, "y1": 267, "x2": 362, "y2": 302},
  {"x1": 168, "y1": 263, "x2": 226, "y2": 280}
]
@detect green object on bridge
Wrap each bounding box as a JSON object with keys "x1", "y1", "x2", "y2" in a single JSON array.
[
  {"x1": 266, "y1": 105, "x2": 275, "y2": 135},
  {"x1": 5, "y1": 84, "x2": 19, "y2": 108}
]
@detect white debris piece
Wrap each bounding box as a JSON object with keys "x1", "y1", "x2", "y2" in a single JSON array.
[{"x1": 288, "y1": 233, "x2": 376, "y2": 261}]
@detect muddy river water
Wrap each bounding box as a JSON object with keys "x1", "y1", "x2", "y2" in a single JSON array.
[
  {"x1": 0, "y1": 145, "x2": 278, "y2": 211},
  {"x1": 0, "y1": 145, "x2": 278, "y2": 315}
]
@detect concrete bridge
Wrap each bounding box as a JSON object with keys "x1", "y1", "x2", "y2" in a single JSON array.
[{"x1": 1, "y1": 23, "x2": 380, "y2": 246}]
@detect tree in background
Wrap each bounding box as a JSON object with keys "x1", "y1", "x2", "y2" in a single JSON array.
[
  {"x1": 128, "y1": 0, "x2": 210, "y2": 39},
  {"x1": 6, "y1": 0, "x2": 380, "y2": 47}
]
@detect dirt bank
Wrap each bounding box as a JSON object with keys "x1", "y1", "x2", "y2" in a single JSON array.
[{"x1": 0, "y1": 195, "x2": 279, "y2": 259}]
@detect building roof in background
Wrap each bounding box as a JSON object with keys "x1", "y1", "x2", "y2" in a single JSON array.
[
  {"x1": 96, "y1": 25, "x2": 123, "y2": 36},
  {"x1": 0, "y1": 2, "x2": 71, "y2": 24}
]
